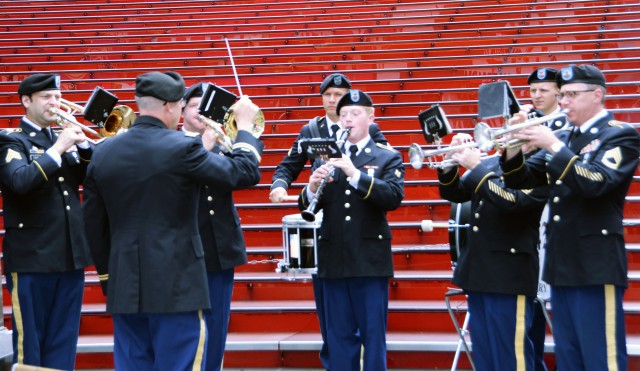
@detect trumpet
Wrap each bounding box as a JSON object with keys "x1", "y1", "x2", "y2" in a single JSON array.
[
  {"x1": 102, "y1": 105, "x2": 136, "y2": 137},
  {"x1": 52, "y1": 95, "x2": 136, "y2": 141},
  {"x1": 49, "y1": 107, "x2": 100, "y2": 145},
  {"x1": 408, "y1": 141, "x2": 480, "y2": 169},
  {"x1": 301, "y1": 128, "x2": 351, "y2": 222},
  {"x1": 197, "y1": 114, "x2": 234, "y2": 153},
  {"x1": 475, "y1": 110, "x2": 567, "y2": 151}
]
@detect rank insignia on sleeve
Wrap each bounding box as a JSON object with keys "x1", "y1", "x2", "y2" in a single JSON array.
[
  {"x1": 602, "y1": 147, "x2": 622, "y2": 170},
  {"x1": 5, "y1": 148, "x2": 22, "y2": 163},
  {"x1": 395, "y1": 169, "x2": 401, "y2": 178}
]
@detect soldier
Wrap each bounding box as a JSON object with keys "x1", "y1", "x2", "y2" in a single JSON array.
[
  {"x1": 502, "y1": 64, "x2": 640, "y2": 369},
  {"x1": 299, "y1": 90, "x2": 404, "y2": 370},
  {"x1": 270, "y1": 73, "x2": 386, "y2": 368},
  {"x1": 181, "y1": 82, "x2": 263, "y2": 371},
  {"x1": 83, "y1": 71, "x2": 262, "y2": 370},
  {"x1": 0, "y1": 73, "x2": 93, "y2": 370},
  {"x1": 437, "y1": 130, "x2": 548, "y2": 370}
]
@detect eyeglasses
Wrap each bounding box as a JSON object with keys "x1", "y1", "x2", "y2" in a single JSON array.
[{"x1": 556, "y1": 90, "x2": 595, "y2": 101}]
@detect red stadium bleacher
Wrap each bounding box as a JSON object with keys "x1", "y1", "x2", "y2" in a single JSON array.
[{"x1": 0, "y1": 0, "x2": 639, "y2": 369}]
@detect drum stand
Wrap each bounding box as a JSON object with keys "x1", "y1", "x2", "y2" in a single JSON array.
[{"x1": 445, "y1": 288, "x2": 475, "y2": 371}]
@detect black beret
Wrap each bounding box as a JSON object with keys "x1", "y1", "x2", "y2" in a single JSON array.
[
  {"x1": 183, "y1": 82, "x2": 206, "y2": 103},
  {"x1": 336, "y1": 89, "x2": 373, "y2": 114},
  {"x1": 135, "y1": 71, "x2": 185, "y2": 102},
  {"x1": 319, "y1": 73, "x2": 352, "y2": 94},
  {"x1": 557, "y1": 65, "x2": 606, "y2": 88},
  {"x1": 18, "y1": 73, "x2": 61, "y2": 96},
  {"x1": 527, "y1": 68, "x2": 558, "y2": 84}
]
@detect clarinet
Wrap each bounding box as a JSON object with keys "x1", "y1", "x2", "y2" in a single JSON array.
[{"x1": 301, "y1": 128, "x2": 351, "y2": 222}]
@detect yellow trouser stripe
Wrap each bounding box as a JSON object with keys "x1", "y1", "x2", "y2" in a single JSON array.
[
  {"x1": 192, "y1": 310, "x2": 206, "y2": 371},
  {"x1": 605, "y1": 284, "x2": 618, "y2": 371},
  {"x1": 11, "y1": 272, "x2": 24, "y2": 364},
  {"x1": 515, "y1": 295, "x2": 526, "y2": 371}
]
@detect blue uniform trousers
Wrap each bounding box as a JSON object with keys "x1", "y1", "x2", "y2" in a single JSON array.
[
  {"x1": 529, "y1": 300, "x2": 549, "y2": 371},
  {"x1": 113, "y1": 311, "x2": 207, "y2": 371},
  {"x1": 6, "y1": 270, "x2": 84, "y2": 370},
  {"x1": 203, "y1": 268, "x2": 234, "y2": 371},
  {"x1": 312, "y1": 274, "x2": 331, "y2": 369},
  {"x1": 323, "y1": 277, "x2": 388, "y2": 371},
  {"x1": 551, "y1": 285, "x2": 627, "y2": 371},
  {"x1": 467, "y1": 291, "x2": 535, "y2": 371}
]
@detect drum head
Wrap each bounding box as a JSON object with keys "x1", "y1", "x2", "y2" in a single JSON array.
[{"x1": 448, "y1": 201, "x2": 471, "y2": 263}]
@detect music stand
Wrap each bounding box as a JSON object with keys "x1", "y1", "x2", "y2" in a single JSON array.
[
  {"x1": 299, "y1": 138, "x2": 343, "y2": 160},
  {"x1": 198, "y1": 83, "x2": 237, "y2": 123},
  {"x1": 418, "y1": 104, "x2": 452, "y2": 144},
  {"x1": 477, "y1": 81, "x2": 520, "y2": 120},
  {"x1": 83, "y1": 87, "x2": 119, "y2": 127}
]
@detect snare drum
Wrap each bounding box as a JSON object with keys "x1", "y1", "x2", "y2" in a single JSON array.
[
  {"x1": 278, "y1": 213, "x2": 323, "y2": 275},
  {"x1": 448, "y1": 201, "x2": 471, "y2": 265}
]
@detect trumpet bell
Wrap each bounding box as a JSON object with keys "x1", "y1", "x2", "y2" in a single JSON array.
[
  {"x1": 223, "y1": 103, "x2": 265, "y2": 141},
  {"x1": 474, "y1": 122, "x2": 496, "y2": 152},
  {"x1": 408, "y1": 143, "x2": 426, "y2": 169},
  {"x1": 101, "y1": 105, "x2": 136, "y2": 137}
]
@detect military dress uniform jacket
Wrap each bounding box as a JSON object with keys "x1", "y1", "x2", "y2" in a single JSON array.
[
  {"x1": 438, "y1": 157, "x2": 547, "y2": 297},
  {"x1": 0, "y1": 120, "x2": 93, "y2": 272},
  {"x1": 83, "y1": 116, "x2": 262, "y2": 314},
  {"x1": 199, "y1": 146, "x2": 262, "y2": 272},
  {"x1": 299, "y1": 139, "x2": 404, "y2": 279},
  {"x1": 501, "y1": 112, "x2": 640, "y2": 288},
  {"x1": 271, "y1": 116, "x2": 387, "y2": 191}
]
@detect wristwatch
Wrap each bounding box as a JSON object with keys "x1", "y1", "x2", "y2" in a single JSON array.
[{"x1": 550, "y1": 141, "x2": 565, "y2": 155}]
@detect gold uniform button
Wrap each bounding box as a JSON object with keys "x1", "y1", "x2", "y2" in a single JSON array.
[
  {"x1": 555, "y1": 180, "x2": 562, "y2": 185},
  {"x1": 345, "y1": 190, "x2": 351, "y2": 195},
  {"x1": 66, "y1": 205, "x2": 71, "y2": 211},
  {"x1": 346, "y1": 177, "x2": 352, "y2": 182},
  {"x1": 553, "y1": 197, "x2": 560, "y2": 203},
  {"x1": 510, "y1": 248, "x2": 516, "y2": 254},
  {"x1": 207, "y1": 196, "x2": 213, "y2": 202},
  {"x1": 18, "y1": 223, "x2": 23, "y2": 228},
  {"x1": 378, "y1": 235, "x2": 383, "y2": 240},
  {"x1": 345, "y1": 203, "x2": 350, "y2": 209},
  {"x1": 209, "y1": 210, "x2": 215, "y2": 215},
  {"x1": 553, "y1": 215, "x2": 560, "y2": 222},
  {"x1": 58, "y1": 177, "x2": 64, "y2": 182},
  {"x1": 602, "y1": 229, "x2": 608, "y2": 235},
  {"x1": 479, "y1": 200, "x2": 483, "y2": 206},
  {"x1": 345, "y1": 216, "x2": 351, "y2": 221},
  {"x1": 472, "y1": 226, "x2": 479, "y2": 232},
  {"x1": 474, "y1": 213, "x2": 480, "y2": 219},
  {"x1": 63, "y1": 191, "x2": 69, "y2": 196}
]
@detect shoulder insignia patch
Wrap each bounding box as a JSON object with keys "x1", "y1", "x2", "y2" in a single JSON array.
[
  {"x1": 5, "y1": 148, "x2": 22, "y2": 163},
  {"x1": 184, "y1": 131, "x2": 199, "y2": 137},
  {"x1": 601, "y1": 147, "x2": 622, "y2": 170},
  {"x1": 376, "y1": 142, "x2": 397, "y2": 152},
  {"x1": 608, "y1": 120, "x2": 631, "y2": 129}
]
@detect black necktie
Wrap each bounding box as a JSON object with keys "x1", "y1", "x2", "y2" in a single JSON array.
[
  {"x1": 349, "y1": 144, "x2": 358, "y2": 160},
  {"x1": 330, "y1": 124, "x2": 340, "y2": 139},
  {"x1": 42, "y1": 128, "x2": 52, "y2": 143}
]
